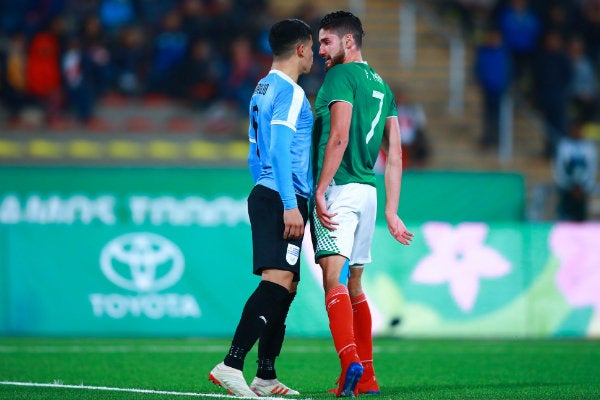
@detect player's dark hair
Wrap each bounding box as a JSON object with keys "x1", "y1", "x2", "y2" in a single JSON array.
[
  {"x1": 319, "y1": 10, "x2": 364, "y2": 48},
  {"x1": 269, "y1": 18, "x2": 312, "y2": 57}
]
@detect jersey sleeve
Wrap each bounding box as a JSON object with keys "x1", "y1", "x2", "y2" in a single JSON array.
[
  {"x1": 320, "y1": 66, "x2": 355, "y2": 106},
  {"x1": 272, "y1": 82, "x2": 305, "y2": 131},
  {"x1": 270, "y1": 123, "x2": 297, "y2": 209},
  {"x1": 270, "y1": 82, "x2": 305, "y2": 209}
]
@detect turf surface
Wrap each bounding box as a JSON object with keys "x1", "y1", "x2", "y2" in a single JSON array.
[{"x1": 1, "y1": 337, "x2": 599, "y2": 399}]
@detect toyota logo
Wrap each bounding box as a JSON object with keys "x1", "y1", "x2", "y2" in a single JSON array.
[{"x1": 100, "y1": 233, "x2": 184, "y2": 292}]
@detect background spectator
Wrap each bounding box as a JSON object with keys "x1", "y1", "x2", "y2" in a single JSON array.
[
  {"x1": 26, "y1": 18, "x2": 64, "y2": 125},
  {"x1": 395, "y1": 87, "x2": 430, "y2": 168},
  {"x1": 0, "y1": 31, "x2": 32, "y2": 124},
  {"x1": 496, "y1": 0, "x2": 541, "y2": 95},
  {"x1": 375, "y1": 87, "x2": 429, "y2": 171},
  {"x1": 80, "y1": 15, "x2": 112, "y2": 98},
  {"x1": 146, "y1": 10, "x2": 188, "y2": 95},
  {"x1": 111, "y1": 24, "x2": 147, "y2": 96},
  {"x1": 532, "y1": 30, "x2": 572, "y2": 158},
  {"x1": 567, "y1": 36, "x2": 599, "y2": 123},
  {"x1": 172, "y1": 37, "x2": 223, "y2": 109},
  {"x1": 553, "y1": 120, "x2": 598, "y2": 221},
  {"x1": 219, "y1": 35, "x2": 264, "y2": 115},
  {"x1": 179, "y1": 0, "x2": 213, "y2": 43},
  {"x1": 0, "y1": 0, "x2": 31, "y2": 36},
  {"x1": 474, "y1": 25, "x2": 512, "y2": 148},
  {"x1": 98, "y1": 0, "x2": 136, "y2": 35},
  {"x1": 539, "y1": 2, "x2": 578, "y2": 40},
  {"x1": 134, "y1": 0, "x2": 179, "y2": 29},
  {"x1": 581, "y1": 0, "x2": 600, "y2": 64},
  {"x1": 62, "y1": 35, "x2": 95, "y2": 123}
]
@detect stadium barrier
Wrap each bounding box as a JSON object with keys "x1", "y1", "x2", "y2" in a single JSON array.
[{"x1": 0, "y1": 167, "x2": 597, "y2": 338}]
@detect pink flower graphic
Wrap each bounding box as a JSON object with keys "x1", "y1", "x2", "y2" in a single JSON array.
[
  {"x1": 550, "y1": 223, "x2": 600, "y2": 310},
  {"x1": 411, "y1": 222, "x2": 511, "y2": 312}
]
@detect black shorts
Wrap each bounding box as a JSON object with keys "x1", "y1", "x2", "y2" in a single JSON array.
[{"x1": 248, "y1": 184, "x2": 308, "y2": 282}]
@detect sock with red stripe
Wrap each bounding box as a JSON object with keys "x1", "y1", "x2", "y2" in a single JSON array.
[
  {"x1": 352, "y1": 293, "x2": 379, "y2": 390},
  {"x1": 351, "y1": 293, "x2": 373, "y2": 367},
  {"x1": 325, "y1": 285, "x2": 360, "y2": 366}
]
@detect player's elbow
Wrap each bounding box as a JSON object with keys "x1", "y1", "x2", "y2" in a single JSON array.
[{"x1": 331, "y1": 135, "x2": 349, "y2": 151}]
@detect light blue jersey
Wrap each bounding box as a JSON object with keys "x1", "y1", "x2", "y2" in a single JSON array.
[{"x1": 248, "y1": 70, "x2": 313, "y2": 209}]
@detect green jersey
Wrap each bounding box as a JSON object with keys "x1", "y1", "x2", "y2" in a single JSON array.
[{"x1": 313, "y1": 61, "x2": 397, "y2": 186}]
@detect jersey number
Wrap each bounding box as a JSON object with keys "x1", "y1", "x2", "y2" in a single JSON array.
[{"x1": 365, "y1": 90, "x2": 384, "y2": 144}]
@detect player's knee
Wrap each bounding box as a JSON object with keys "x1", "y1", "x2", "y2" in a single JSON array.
[{"x1": 348, "y1": 268, "x2": 363, "y2": 296}]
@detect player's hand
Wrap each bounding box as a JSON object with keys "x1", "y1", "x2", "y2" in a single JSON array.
[
  {"x1": 386, "y1": 213, "x2": 413, "y2": 245},
  {"x1": 315, "y1": 191, "x2": 338, "y2": 231},
  {"x1": 283, "y1": 207, "x2": 305, "y2": 240}
]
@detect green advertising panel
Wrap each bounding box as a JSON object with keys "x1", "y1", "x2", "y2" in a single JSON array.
[
  {"x1": 0, "y1": 223, "x2": 331, "y2": 337},
  {"x1": 4, "y1": 225, "x2": 252, "y2": 336},
  {"x1": 0, "y1": 167, "x2": 525, "y2": 224},
  {"x1": 302, "y1": 222, "x2": 600, "y2": 339},
  {"x1": 0, "y1": 167, "x2": 596, "y2": 339},
  {"x1": 0, "y1": 226, "x2": 6, "y2": 332},
  {"x1": 0, "y1": 167, "x2": 254, "y2": 226},
  {"x1": 1, "y1": 222, "x2": 600, "y2": 338},
  {"x1": 391, "y1": 170, "x2": 526, "y2": 222}
]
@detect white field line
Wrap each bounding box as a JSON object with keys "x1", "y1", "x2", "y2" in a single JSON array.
[
  {"x1": 0, "y1": 344, "x2": 340, "y2": 354},
  {"x1": 0, "y1": 343, "x2": 553, "y2": 355},
  {"x1": 0, "y1": 381, "x2": 296, "y2": 400},
  {"x1": 0, "y1": 344, "x2": 228, "y2": 353}
]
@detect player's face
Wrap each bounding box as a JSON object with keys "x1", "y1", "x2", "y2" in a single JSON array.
[
  {"x1": 301, "y1": 38, "x2": 314, "y2": 74},
  {"x1": 319, "y1": 29, "x2": 345, "y2": 70}
]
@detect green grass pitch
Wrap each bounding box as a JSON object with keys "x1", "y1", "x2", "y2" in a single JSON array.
[{"x1": 1, "y1": 337, "x2": 599, "y2": 399}]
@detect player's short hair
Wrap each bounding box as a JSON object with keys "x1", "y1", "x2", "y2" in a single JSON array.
[
  {"x1": 319, "y1": 10, "x2": 364, "y2": 48},
  {"x1": 269, "y1": 18, "x2": 312, "y2": 57}
]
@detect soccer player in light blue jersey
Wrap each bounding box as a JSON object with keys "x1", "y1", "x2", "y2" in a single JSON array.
[{"x1": 209, "y1": 18, "x2": 314, "y2": 397}]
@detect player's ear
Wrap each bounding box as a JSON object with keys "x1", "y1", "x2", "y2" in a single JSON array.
[
  {"x1": 296, "y1": 43, "x2": 305, "y2": 57},
  {"x1": 344, "y1": 33, "x2": 353, "y2": 48}
]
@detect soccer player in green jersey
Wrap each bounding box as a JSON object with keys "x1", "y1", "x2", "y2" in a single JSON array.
[{"x1": 311, "y1": 10, "x2": 413, "y2": 397}]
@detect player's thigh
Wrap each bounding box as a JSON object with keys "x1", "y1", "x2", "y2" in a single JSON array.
[
  {"x1": 248, "y1": 185, "x2": 307, "y2": 281},
  {"x1": 312, "y1": 183, "x2": 360, "y2": 260},
  {"x1": 349, "y1": 184, "x2": 377, "y2": 265}
]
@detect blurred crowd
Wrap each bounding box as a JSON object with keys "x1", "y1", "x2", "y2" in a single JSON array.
[
  {"x1": 447, "y1": 0, "x2": 599, "y2": 220},
  {"x1": 0, "y1": 0, "x2": 325, "y2": 128},
  {"x1": 445, "y1": 0, "x2": 600, "y2": 158}
]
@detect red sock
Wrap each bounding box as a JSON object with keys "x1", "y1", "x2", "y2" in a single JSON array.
[
  {"x1": 326, "y1": 285, "x2": 360, "y2": 365},
  {"x1": 351, "y1": 293, "x2": 374, "y2": 375}
]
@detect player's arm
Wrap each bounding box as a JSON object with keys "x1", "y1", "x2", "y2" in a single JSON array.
[
  {"x1": 382, "y1": 116, "x2": 413, "y2": 245},
  {"x1": 271, "y1": 123, "x2": 304, "y2": 240},
  {"x1": 315, "y1": 101, "x2": 352, "y2": 230},
  {"x1": 248, "y1": 110, "x2": 261, "y2": 183}
]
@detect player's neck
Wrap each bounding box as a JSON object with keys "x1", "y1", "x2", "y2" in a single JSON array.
[
  {"x1": 271, "y1": 60, "x2": 299, "y2": 82},
  {"x1": 344, "y1": 49, "x2": 363, "y2": 64}
]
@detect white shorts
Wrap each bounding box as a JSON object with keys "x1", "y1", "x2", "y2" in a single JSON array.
[{"x1": 311, "y1": 182, "x2": 377, "y2": 266}]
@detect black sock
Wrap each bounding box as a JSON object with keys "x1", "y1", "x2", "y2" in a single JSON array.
[
  {"x1": 256, "y1": 291, "x2": 296, "y2": 379},
  {"x1": 224, "y1": 281, "x2": 289, "y2": 370}
]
